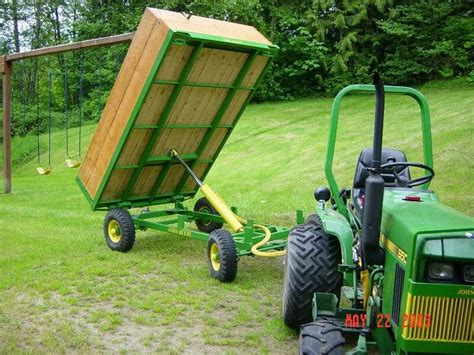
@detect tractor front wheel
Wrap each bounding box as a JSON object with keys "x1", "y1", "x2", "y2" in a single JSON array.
[
  {"x1": 299, "y1": 319, "x2": 345, "y2": 355},
  {"x1": 194, "y1": 197, "x2": 224, "y2": 233},
  {"x1": 206, "y1": 229, "x2": 238, "y2": 282},
  {"x1": 104, "y1": 209, "x2": 136, "y2": 252},
  {"x1": 283, "y1": 215, "x2": 342, "y2": 329}
]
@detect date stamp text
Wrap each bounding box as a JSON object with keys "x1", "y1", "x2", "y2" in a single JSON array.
[{"x1": 344, "y1": 313, "x2": 432, "y2": 328}]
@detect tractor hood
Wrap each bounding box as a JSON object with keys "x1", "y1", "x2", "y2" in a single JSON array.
[{"x1": 380, "y1": 188, "x2": 474, "y2": 253}]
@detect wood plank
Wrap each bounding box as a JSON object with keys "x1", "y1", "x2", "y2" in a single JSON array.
[
  {"x1": 187, "y1": 48, "x2": 247, "y2": 85},
  {"x1": 86, "y1": 151, "x2": 110, "y2": 197},
  {"x1": 5, "y1": 33, "x2": 133, "y2": 62},
  {"x1": 117, "y1": 129, "x2": 153, "y2": 166},
  {"x1": 102, "y1": 170, "x2": 133, "y2": 200},
  {"x1": 200, "y1": 128, "x2": 229, "y2": 160},
  {"x1": 242, "y1": 55, "x2": 269, "y2": 86},
  {"x1": 167, "y1": 87, "x2": 229, "y2": 125},
  {"x1": 2, "y1": 59, "x2": 12, "y2": 193},
  {"x1": 79, "y1": 13, "x2": 153, "y2": 187},
  {"x1": 0, "y1": 56, "x2": 5, "y2": 73},
  {"x1": 148, "y1": 8, "x2": 272, "y2": 45},
  {"x1": 86, "y1": 14, "x2": 171, "y2": 199},
  {"x1": 220, "y1": 90, "x2": 251, "y2": 125},
  {"x1": 155, "y1": 45, "x2": 193, "y2": 81},
  {"x1": 151, "y1": 128, "x2": 206, "y2": 157},
  {"x1": 157, "y1": 164, "x2": 186, "y2": 194},
  {"x1": 79, "y1": 9, "x2": 157, "y2": 193},
  {"x1": 132, "y1": 166, "x2": 162, "y2": 196},
  {"x1": 135, "y1": 84, "x2": 174, "y2": 125}
]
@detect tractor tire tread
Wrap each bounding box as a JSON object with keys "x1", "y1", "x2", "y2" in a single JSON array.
[
  {"x1": 283, "y1": 216, "x2": 342, "y2": 329},
  {"x1": 299, "y1": 318, "x2": 345, "y2": 355}
]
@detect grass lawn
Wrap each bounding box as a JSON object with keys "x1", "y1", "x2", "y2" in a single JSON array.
[{"x1": 0, "y1": 80, "x2": 473, "y2": 353}]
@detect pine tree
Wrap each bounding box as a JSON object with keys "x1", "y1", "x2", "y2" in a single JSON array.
[{"x1": 310, "y1": 0, "x2": 392, "y2": 80}]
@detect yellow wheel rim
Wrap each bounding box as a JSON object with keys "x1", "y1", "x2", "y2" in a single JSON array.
[
  {"x1": 210, "y1": 243, "x2": 221, "y2": 271},
  {"x1": 108, "y1": 220, "x2": 121, "y2": 243}
]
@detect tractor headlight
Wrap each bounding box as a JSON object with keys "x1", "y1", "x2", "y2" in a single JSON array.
[
  {"x1": 427, "y1": 262, "x2": 455, "y2": 281},
  {"x1": 464, "y1": 265, "x2": 474, "y2": 283}
]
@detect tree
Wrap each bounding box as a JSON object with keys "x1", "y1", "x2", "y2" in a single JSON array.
[
  {"x1": 309, "y1": 0, "x2": 392, "y2": 91},
  {"x1": 0, "y1": 0, "x2": 472, "y2": 137},
  {"x1": 377, "y1": 0, "x2": 473, "y2": 83},
  {"x1": 12, "y1": 0, "x2": 21, "y2": 52}
]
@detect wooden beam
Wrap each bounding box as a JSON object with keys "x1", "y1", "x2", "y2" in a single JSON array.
[
  {"x1": 5, "y1": 32, "x2": 134, "y2": 62},
  {"x1": 2, "y1": 59, "x2": 12, "y2": 193},
  {"x1": 0, "y1": 56, "x2": 5, "y2": 73}
]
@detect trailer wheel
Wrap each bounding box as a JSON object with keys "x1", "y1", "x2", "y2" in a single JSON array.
[
  {"x1": 299, "y1": 319, "x2": 345, "y2": 355},
  {"x1": 194, "y1": 197, "x2": 224, "y2": 233},
  {"x1": 104, "y1": 209, "x2": 136, "y2": 252},
  {"x1": 283, "y1": 216, "x2": 342, "y2": 329},
  {"x1": 206, "y1": 229, "x2": 238, "y2": 282}
]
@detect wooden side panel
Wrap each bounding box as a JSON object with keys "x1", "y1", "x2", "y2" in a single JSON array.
[
  {"x1": 116, "y1": 129, "x2": 153, "y2": 166},
  {"x1": 85, "y1": 14, "x2": 171, "y2": 198},
  {"x1": 167, "y1": 87, "x2": 229, "y2": 125},
  {"x1": 155, "y1": 45, "x2": 193, "y2": 81},
  {"x1": 157, "y1": 164, "x2": 186, "y2": 194},
  {"x1": 101, "y1": 170, "x2": 134, "y2": 201},
  {"x1": 132, "y1": 166, "x2": 162, "y2": 196},
  {"x1": 200, "y1": 128, "x2": 229, "y2": 160},
  {"x1": 187, "y1": 49, "x2": 248, "y2": 84},
  {"x1": 242, "y1": 55, "x2": 269, "y2": 86},
  {"x1": 220, "y1": 90, "x2": 251, "y2": 125},
  {"x1": 135, "y1": 84, "x2": 174, "y2": 125},
  {"x1": 78, "y1": 9, "x2": 157, "y2": 191},
  {"x1": 151, "y1": 128, "x2": 206, "y2": 157},
  {"x1": 148, "y1": 8, "x2": 272, "y2": 45}
]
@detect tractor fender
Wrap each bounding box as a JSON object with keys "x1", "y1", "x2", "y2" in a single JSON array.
[{"x1": 315, "y1": 208, "x2": 355, "y2": 285}]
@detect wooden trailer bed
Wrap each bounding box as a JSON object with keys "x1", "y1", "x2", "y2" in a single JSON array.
[{"x1": 76, "y1": 8, "x2": 277, "y2": 210}]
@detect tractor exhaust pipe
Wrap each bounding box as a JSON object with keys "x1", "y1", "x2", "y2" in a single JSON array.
[
  {"x1": 372, "y1": 72, "x2": 384, "y2": 171},
  {"x1": 361, "y1": 73, "x2": 385, "y2": 266}
]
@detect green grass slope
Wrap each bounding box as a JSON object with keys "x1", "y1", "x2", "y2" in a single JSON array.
[{"x1": 0, "y1": 83, "x2": 472, "y2": 352}]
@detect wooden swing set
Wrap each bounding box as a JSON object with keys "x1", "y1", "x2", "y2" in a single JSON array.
[{"x1": 1, "y1": 32, "x2": 133, "y2": 193}]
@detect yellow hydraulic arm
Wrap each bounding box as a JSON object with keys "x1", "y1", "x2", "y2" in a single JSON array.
[{"x1": 169, "y1": 149, "x2": 285, "y2": 257}]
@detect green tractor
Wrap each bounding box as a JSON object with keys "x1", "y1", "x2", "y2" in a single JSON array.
[{"x1": 282, "y1": 74, "x2": 474, "y2": 354}]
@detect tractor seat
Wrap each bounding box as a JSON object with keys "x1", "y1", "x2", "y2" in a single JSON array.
[{"x1": 352, "y1": 148, "x2": 411, "y2": 218}]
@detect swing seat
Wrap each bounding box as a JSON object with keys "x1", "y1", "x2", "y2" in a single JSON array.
[
  {"x1": 36, "y1": 166, "x2": 52, "y2": 175},
  {"x1": 65, "y1": 158, "x2": 81, "y2": 168}
]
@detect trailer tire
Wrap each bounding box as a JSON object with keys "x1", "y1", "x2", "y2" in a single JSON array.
[
  {"x1": 207, "y1": 229, "x2": 238, "y2": 282},
  {"x1": 104, "y1": 209, "x2": 136, "y2": 252},
  {"x1": 299, "y1": 319, "x2": 345, "y2": 355},
  {"x1": 283, "y1": 216, "x2": 342, "y2": 329},
  {"x1": 194, "y1": 197, "x2": 224, "y2": 233}
]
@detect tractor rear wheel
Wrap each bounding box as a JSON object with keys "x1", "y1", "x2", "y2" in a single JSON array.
[
  {"x1": 299, "y1": 319, "x2": 345, "y2": 355},
  {"x1": 283, "y1": 215, "x2": 342, "y2": 329},
  {"x1": 206, "y1": 229, "x2": 238, "y2": 282},
  {"x1": 104, "y1": 209, "x2": 136, "y2": 252},
  {"x1": 194, "y1": 197, "x2": 224, "y2": 233}
]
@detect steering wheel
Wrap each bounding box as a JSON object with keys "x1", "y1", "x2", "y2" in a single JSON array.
[{"x1": 379, "y1": 162, "x2": 435, "y2": 187}]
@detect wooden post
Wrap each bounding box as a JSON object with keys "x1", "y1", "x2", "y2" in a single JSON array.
[{"x1": 1, "y1": 56, "x2": 12, "y2": 194}]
